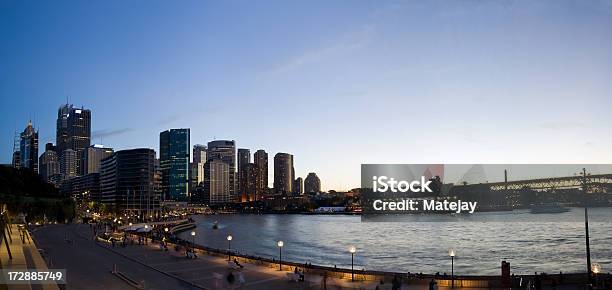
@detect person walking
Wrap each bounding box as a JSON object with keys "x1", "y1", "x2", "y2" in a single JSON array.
[
  {"x1": 392, "y1": 275, "x2": 401, "y2": 290},
  {"x1": 429, "y1": 279, "x2": 437, "y2": 290},
  {"x1": 535, "y1": 273, "x2": 542, "y2": 290}
]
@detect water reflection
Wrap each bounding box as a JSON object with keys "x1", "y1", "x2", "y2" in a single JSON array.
[{"x1": 178, "y1": 208, "x2": 612, "y2": 275}]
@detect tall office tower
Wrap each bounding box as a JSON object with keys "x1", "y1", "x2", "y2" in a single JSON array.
[
  {"x1": 159, "y1": 129, "x2": 190, "y2": 201},
  {"x1": 189, "y1": 162, "x2": 205, "y2": 191},
  {"x1": 153, "y1": 158, "x2": 162, "y2": 204},
  {"x1": 293, "y1": 177, "x2": 303, "y2": 195},
  {"x1": 207, "y1": 140, "x2": 236, "y2": 201},
  {"x1": 243, "y1": 163, "x2": 259, "y2": 201},
  {"x1": 84, "y1": 144, "x2": 114, "y2": 174},
  {"x1": 193, "y1": 144, "x2": 207, "y2": 164},
  {"x1": 19, "y1": 121, "x2": 38, "y2": 172},
  {"x1": 204, "y1": 159, "x2": 230, "y2": 204},
  {"x1": 100, "y1": 148, "x2": 158, "y2": 214},
  {"x1": 254, "y1": 150, "x2": 268, "y2": 196},
  {"x1": 191, "y1": 144, "x2": 207, "y2": 188},
  {"x1": 12, "y1": 151, "x2": 20, "y2": 169},
  {"x1": 60, "y1": 149, "x2": 78, "y2": 180},
  {"x1": 56, "y1": 103, "x2": 91, "y2": 176},
  {"x1": 273, "y1": 153, "x2": 293, "y2": 194},
  {"x1": 304, "y1": 172, "x2": 321, "y2": 193},
  {"x1": 39, "y1": 143, "x2": 60, "y2": 184},
  {"x1": 237, "y1": 148, "x2": 250, "y2": 197}
]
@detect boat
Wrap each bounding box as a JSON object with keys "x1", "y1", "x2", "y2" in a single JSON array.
[
  {"x1": 530, "y1": 204, "x2": 570, "y2": 214},
  {"x1": 212, "y1": 221, "x2": 219, "y2": 229}
]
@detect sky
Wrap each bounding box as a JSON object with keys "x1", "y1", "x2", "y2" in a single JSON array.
[{"x1": 1, "y1": 0, "x2": 612, "y2": 191}]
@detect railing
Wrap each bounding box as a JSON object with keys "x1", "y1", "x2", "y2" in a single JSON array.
[{"x1": 0, "y1": 209, "x2": 13, "y2": 260}]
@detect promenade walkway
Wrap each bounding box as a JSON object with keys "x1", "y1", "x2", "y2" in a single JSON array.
[
  {"x1": 28, "y1": 223, "x2": 584, "y2": 290},
  {"x1": 0, "y1": 224, "x2": 60, "y2": 290}
]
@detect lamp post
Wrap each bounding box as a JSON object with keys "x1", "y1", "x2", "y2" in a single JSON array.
[
  {"x1": 227, "y1": 235, "x2": 233, "y2": 261},
  {"x1": 578, "y1": 168, "x2": 595, "y2": 287},
  {"x1": 592, "y1": 263, "x2": 601, "y2": 288},
  {"x1": 145, "y1": 225, "x2": 149, "y2": 245},
  {"x1": 349, "y1": 246, "x2": 357, "y2": 282},
  {"x1": 191, "y1": 231, "x2": 196, "y2": 251},
  {"x1": 277, "y1": 240, "x2": 284, "y2": 271},
  {"x1": 449, "y1": 249, "x2": 456, "y2": 288}
]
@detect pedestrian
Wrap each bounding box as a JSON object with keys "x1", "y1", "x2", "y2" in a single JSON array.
[
  {"x1": 323, "y1": 272, "x2": 328, "y2": 290},
  {"x1": 535, "y1": 274, "x2": 542, "y2": 290},
  {"x1": 227, "y1": 271, "x2": 235, "y2": 285},
  {"x1": 392, "y1": 275, "x2": 402, "y2": 290},
  {"x1": 429, "y1": 279, "x2": 437, "y2": 290},
  {"x1": 237, "y1": 271, "x2": 246, "y2": 288}
]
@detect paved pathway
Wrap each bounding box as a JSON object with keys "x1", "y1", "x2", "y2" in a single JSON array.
[
  {"x1": 30, "y1": 224, "x2": 584, "y2": 290},
  {"x1": 31, "y1": 224, "x2": 199, "y2": 290},
  {"x1": 1, "y1": 224, "x2": 59, "y2": 290}
]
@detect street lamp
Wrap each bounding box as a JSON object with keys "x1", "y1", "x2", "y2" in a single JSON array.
[
  {"x1": 227, "y1": 235, "x2": 233, "y2": 261},
  {"x1": 449, "y1": 249, "x2": 456, "y2": 288},
  {"x1": 191, "y1": 231, "x2": 196, "y2": 250},
  {"x1": 144, "y1": 225, "x2": 149, "y2": 245},
  {"x1": 277, "y1": 240, "x2": 284, "y2": 271},
  {"x1": 164, "y1": 227, "x2": 169, "y2": 233},
  {"x1": 592, "y1": 263, "x2": 601, "y2": 288},
  {"x1": 349, "y1": 246, "x2": 357, "y2": 282}
]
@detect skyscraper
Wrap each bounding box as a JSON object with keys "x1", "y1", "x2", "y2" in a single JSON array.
[
  {"x1": 193, "y1": 144, "x2": 207, "y2": 164},
  {"x1": 244, "y1": 163, "x2": 259, "y2": 201},
  {"x1": 189, "y1": 162, "x2": 202, "y2": 190},
  {"x1": 159, "y1": 129, "x2": 190, "y2": 201},
  {"x1": 237, "y1": 148, "x2": 250, "y2": 197},
  {"x1": 304, "y1": 172, "x2": 321, "y2": 193},
  {"x1": 60, "y1": 149, "x2": 77, "y2": 180},
  {"x1": 207, "y1": 140, "x2": 236, "y2": 201},
  {"x1": 84, "y1": 144, "x2": 114, "y2": 174},
  {"x1": 191, "y1": 144, "x2": 207, "y2": 191},
  {"x1": 11, "y1": 151, "x2": 20, "y2": 169},
  {"x1": 56, "y1": 103, "x2": 91, "y2": 176},
  {"x1": 254, "y1": 149, "x2": 268, "y2": 195},
  {"x1": 39, "y1": 143, "x2": 60, "y2": 185},
  {"x1": 19, "y1": 121, "x2": 38, "y2": 172},
  {"x1": 293, "y1": 177, "x2": 303, "y2": 195},
  {"x1": 100, "y1": 148, "x2": 158, "y2": 214},
  {"x1": 204, "y1": 159, "x2": 230, "y2": 204},
  {"x1": 273, "y1": 153, "x2": 293, "y2": 194}
]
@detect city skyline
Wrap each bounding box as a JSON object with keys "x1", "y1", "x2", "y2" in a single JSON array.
[{"x1": 2, "y1": 1, "x2": 612, "y2": 191}]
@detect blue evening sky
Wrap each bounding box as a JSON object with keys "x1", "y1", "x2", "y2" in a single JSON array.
[{"x1": 1, "y1": 0, "x2": 612, "y2": 190}]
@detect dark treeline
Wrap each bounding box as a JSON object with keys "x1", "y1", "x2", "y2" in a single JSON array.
[{"x1": 0, "y1": 165, "x2": 75, "y2": 222}]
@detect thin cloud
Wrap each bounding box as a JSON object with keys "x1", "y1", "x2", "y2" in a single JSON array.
[
  {"x1": 540, "y1": 121, "x2": 587, "y2": 130},
  {"x1": 265, "y1": 24, "x2": 376, "y2": 75},
  {"x1": 156, "y1": 114, "x2": 183, "y2": 126},
  {"x1": 92, "y1": 128, "x2": 134, "y2": 138}
]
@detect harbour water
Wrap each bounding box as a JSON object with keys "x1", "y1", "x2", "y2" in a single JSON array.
[{"x1": 179, "y1": 207, "x2": 612, "y2": 275}]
